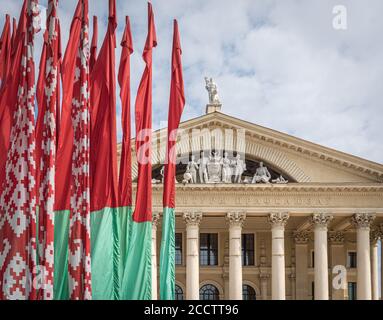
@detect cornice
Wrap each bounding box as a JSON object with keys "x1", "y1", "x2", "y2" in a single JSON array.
[{"x1": 147, "y1": 183, "x2": 383, "y2": 193}]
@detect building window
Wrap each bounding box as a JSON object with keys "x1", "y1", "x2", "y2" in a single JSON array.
[
  {"x1": 175, "y1": 233, "x2": 182, "y2": 265},
  {"x1": 311, "y1": 250, "x2": 315, "y2": 268},
  {"x1": 311, "y1": 281, "x2": 315, "y2": 300},
  {"x1": 347, "y1": 252, "x2": 357, "y2": 268},
  {"x1": 200, "y1": 284, "x2": 220, "y2": 300},
  {"x1": 242, "y1": 284, "x2": 256, "y2": 300},
  {"x1": 175, "y1": 284, "x2": 183, "y2": 300},
  {"x1": 348, "y1": 282, "x2": 357, "y2": 300},
  {"x1": 242, "y1": 234, "x2": 254, "y2": 266},
  {"x1": 200, "y1": 233, "x2": 218, "y2": 266}
]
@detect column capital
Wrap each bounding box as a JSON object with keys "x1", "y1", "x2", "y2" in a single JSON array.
[
  {"x1": 152, "y1": 212, "x2": 161, "y2": 229},
  {"x1": 351, "y1": 213, "x2": 376, "y2": 229},
  {"x1": 259, "y1": 273, "x2": 270, "y2": 280},
  {"x1": 268, "y1": 212, "x2": 289, "y2": 227},
  {"x1": 293, "y1": 231, "x2": 309, "y2": 244},
  {"x1": 370, "y1": 226, "x2": 381, "y2": 245},
  {"x1": 183, "y1": 211, "x2": 203, "y2": 226},
  {"x1": 312, "y1": 213, "x2": 333, "y2": 229},
  {"x1": 328, "y1": 231, "x2": 345, "y2": 245},
  {"x1": 226, "y1": 211, "x2": 246, "y2": 228}
]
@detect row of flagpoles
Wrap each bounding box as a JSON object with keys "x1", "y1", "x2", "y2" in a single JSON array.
[{"x1": 0, "y1": 0, "x2": 185, "y2": 300}]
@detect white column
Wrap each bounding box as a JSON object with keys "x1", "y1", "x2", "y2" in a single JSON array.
[
  {"x1": 151, "y1": 212, "x2": 160, "y2": 300},
  {"x1": 268, "y1": 212, "x2": 289, "y2": 300},
  {"x1": 294, "y1": 231, "x2": 309, "y2": 300},
  {"x1": 226, "y1": 211, "x2": 246, "y2": 300},
  {"x1": 183, "y1": 211, "x2": 202, "y2": 300},
  {"x1": 312, "y1": 213, "x2": 333, "y2": 300},
  {"x1": 351, "y1": 213, "x2": 376, "y2": 300},
  {"x1": 381, "y1": 224, "x2": 383, "y2": 300},
  {"x1": 370, "y1": 229, "x2": 380, "y2": 300}
]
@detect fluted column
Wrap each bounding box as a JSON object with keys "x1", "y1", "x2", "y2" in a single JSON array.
[
  {"x1": 226, "y1": 211, "x2": 246, "y2": 300},
  {"x1": 329, "y1": 231, "x2": 346, "y2": 300},
  {"x1": 294, "y1": 231, "x2": 309, "y2": 300},
  {"x1": 312, "y1": 213, "x2": 333, "y2": 300},
  {"x1": 370, "y1": 228, "x2": 380, "y2": 300},
  {"x1": 268, "y1": 212, "x2": 289, "y2": 300},
  {"x1": 183, "y1": 211, "x2": 202, "y2": 300},
  {"x1": 381, "y1": 224, "x2": 383, "y2": 300},
  {"x1": 351, "y1": 213, "x2": 376, "y2": 300},
  {"x1": 151, "y1": 212, "x2": 160, "y2": 300}
]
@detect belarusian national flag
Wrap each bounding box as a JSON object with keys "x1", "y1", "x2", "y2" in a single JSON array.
[
  {"x1": 0, "y1": 14, "x2": 11, "y2": 89},
  {"x1": 118, "y1": 16, "x2": 133, "y2": 275},
  {"x1": 0, "y1": 0, "x2": 40, "y2": 300},
  {"x1": 159, "y1": 19, "x2": 185, "y2": 300},
  {"x1": 67, "y1": 0, "x2": 92, "y2": 300},
  {"x1": 35, "y1": 0, "x2": 61, "y2": 300},
  {"x1": 89, "y1": 15, "x2": 97, "y2": 74},
  {"x1": 53, "y1": 0, "x2": 82, "y2": 300},
  {"x1": 121, "y1": 2, "x2": 157, "y2": 300},
  {"x1": 89, "y1": 0, "x2": 121, "y2": 300}
]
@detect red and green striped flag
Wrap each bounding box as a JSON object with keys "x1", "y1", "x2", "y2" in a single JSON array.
[
  {"x1": 0, "y1": 0, "x2": 40, "y2": 300},
  {"x1": 118, "y1": 16, "x2": 133, "y2": 277},
  {"x1": 159, "y1": 19, "x2": 185, "y2": 300},
  {"x1": 35, "y1": 0, "x2": 61, "y2": 300},
  {"x1": 53, "y1": 0, "x2": 82, "y2": 300},
  {"x1": 89, "y1": 0, "x2": 121, "y2": 300},
  {"x1": 121, "y1": 2, "x2": 157, "y2": 300},
  {"x1": 67, "y1": 0, "x2": 92, "y2": 300}
]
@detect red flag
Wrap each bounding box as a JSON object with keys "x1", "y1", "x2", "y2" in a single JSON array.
[
  {"x1": 89, "y1": 15, "x2": 97, "y2": 73},
  {"x1": 134, "y1": 2, "x2": 157, "y2": 223},
  {"x1": 0, "y1": 3, "x2": 27, "y2": 196},
  {"x1": 55, "y1": 0, "x2": 82, "y2": 212},
  {"x1": 118, "y1": 16, "x2": 134, "y2": 207},
  {"x1": 163, "y1": 20, "x2": 185, "y2": 208},
  {"x1": 67, "y1": 0, "x2": 92, "y2": 300},
  {"x1": 11, "y1": 18, "x2": 16, "y2": 51},
  {"x1": 90, "y1": 0, "x2": 118, "y2": 211},
  {"x1": 35, "y1": 0, "x2": 61, "y2": 300},
  {"x1": 0, "y1": 14, "x2": 11, "y2": 88},
  {"x1": 0, "y1": 0, "x2": 40, "y2": 300}
]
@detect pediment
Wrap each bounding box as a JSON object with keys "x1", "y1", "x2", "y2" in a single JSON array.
[{"x1": 124, "y1": 112, "x2": 383, "y2": 184}]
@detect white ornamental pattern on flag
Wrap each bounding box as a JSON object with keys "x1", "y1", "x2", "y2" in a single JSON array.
[
  {"x1": 0, "y1": 0, "x2": 40, "y2": 300},
  {"x1": 68, "y1": 0, "x2": 92, "y2": 300},
  {"x1": 38, "y1": 0, "x2": 59, "y2": 300}
]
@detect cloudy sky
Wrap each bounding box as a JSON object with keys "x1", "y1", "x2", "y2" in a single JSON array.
[{"x1": 1, "y1": 0, "x2": 382, "y2": 164}]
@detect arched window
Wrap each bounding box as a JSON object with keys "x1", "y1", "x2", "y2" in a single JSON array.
[
  {"x1": 242, "y1": 284, "x2": 256, "y2": 300},
  {"x1": 199, "y1": 284, "x2": 220, "y2": 300},
  {"x1": 175, "y1": 285, "x2": 184, "y2": 300}
]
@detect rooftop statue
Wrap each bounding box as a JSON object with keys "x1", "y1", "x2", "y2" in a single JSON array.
[{"x1": 205, "y1": 77, "x2": 221, "y2": 105}]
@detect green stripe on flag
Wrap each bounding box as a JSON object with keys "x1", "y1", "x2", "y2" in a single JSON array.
[
  {"x1": 159, "y1": 207, "x2": 175, "y2": 300},
  {"x1": 121, "y1": 216, "x2": 152, "y2": 300},
  {"x1": 54, "y1": 210, "x2": 70, "y2": 300},
  {"x1": 90, "y1": 207, "x2": 121, "y2": 300}
]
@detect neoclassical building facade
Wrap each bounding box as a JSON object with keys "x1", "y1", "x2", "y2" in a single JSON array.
[{"x1": 122, "y1": 105, "x2": 383, "y2": 300}]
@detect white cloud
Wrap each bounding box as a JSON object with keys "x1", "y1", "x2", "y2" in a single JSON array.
[{"x1": 1, "y1": 0, "x2": 382, "y2": 163}]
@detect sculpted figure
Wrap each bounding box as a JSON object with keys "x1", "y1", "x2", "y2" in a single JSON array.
[
  {"x1": 197, "y1": 151, "x2": 209, "y2": 183},
  {"x1": 272, "y1": 175, "x2": 288, "y2": 184},
  {"x1": 221, "y1": 151, "x2": 232, "y2": 183},
  {"x1": 252, "y1": 161, "x2": 271, "y2": 184},
  {"x1": 186, "y1": 155, "x2": 199, "y2": 183},
  {"x1": 205, "y1": 77, "x2": 221, "y2": 105},
  {"x1": 232, "y1": 154, "x2": 246, "y2": 183},
  {"x1": 182, "y1": 168, "x2": 192, "y2": 185}
]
